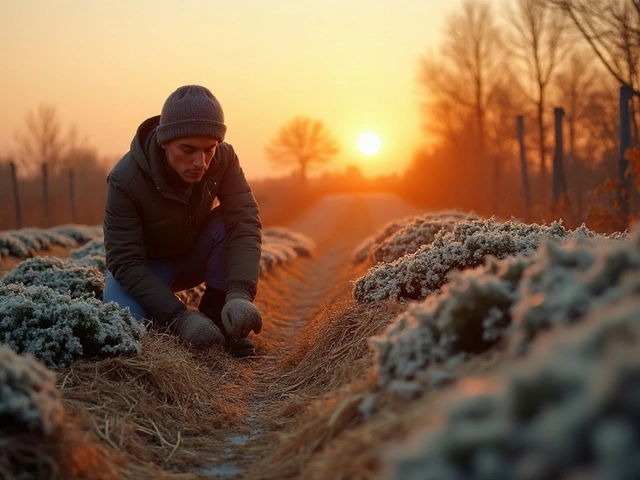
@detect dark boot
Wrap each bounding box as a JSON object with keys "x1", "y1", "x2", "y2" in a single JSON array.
[{"x1": 199, "y1": 286, "x2": 256, "y2": 358}]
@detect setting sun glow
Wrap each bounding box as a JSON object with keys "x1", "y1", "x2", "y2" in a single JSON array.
[{"x1": 357, "y1": 132, "x2": 381, "y2": 156}]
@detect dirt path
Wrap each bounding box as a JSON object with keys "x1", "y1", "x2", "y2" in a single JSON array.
[{"x1": 199, "y1": 193, "x2": 425, "y2": 478}]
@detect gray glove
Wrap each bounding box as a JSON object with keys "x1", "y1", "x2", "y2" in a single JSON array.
[
  {"x1": 170, "y1": 309, "x2": 225, "y2": 350},
  {"x1": 221, "y1": 290, "x2": 263, "y2": 340}
]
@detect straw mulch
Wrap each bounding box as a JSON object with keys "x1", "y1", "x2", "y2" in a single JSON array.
[{"x1": 2, "y1": 202, "x2": 511, "y2": 479}]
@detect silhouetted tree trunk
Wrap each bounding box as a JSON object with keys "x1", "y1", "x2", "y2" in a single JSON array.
[
  {"x1": 10, "y1": 162, "x2": 22, "y2": 229},
  {"x1": 506, "y1": 0, "x2": 568, "y2": 186},
  {"x1": 419, "y1": 0, "x2": 502, "y2": 160}
]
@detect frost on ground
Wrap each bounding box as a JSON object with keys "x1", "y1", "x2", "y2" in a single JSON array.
[
  {"x1": 0, "y1": 224, "x2": 103, "y2": 259},
  {"x1": 352, "y1": 210, "x2": 477, "y2": 264},
  {"x1": 382, "y1": 293, "x2": 640, "y2": 480},
  {"x1": 2, "y1": 256, "x2": 105, "y2": 300},
  {"x1": 0, "y1": 283, "x2": 142, "y2": 369},
  {"x1": 353, "y1": 218, "x2": 606, "y2": 304},
  {"x1": 0, "y1": 343, "x2": 64, "y2": 436},
  {"x1": 369, "y1": 225, "x2": 635, "y2": 398}
]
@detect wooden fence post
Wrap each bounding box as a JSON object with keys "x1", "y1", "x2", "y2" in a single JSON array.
[
  {"x1": 619, "y1": 84, "x2": 632, "y2": 222},
  {"x1": 42, "y1": 162, "x2": 50, "y2": 221},
  {"x1": 9, "y1": 161, "x2": 22, "y2": 229},
  {"x1": 552, "y1": 107, "x2": 566, "y2": 208},
  {"x1": 493, "y1": 154, "x2": 501, "y2": 216},
  {"x1": 517, "y1": 115, "x2": 531, "y2": 223},
  {"x1": 69, "y1": 168, "x2": 78, "y2": 223}
]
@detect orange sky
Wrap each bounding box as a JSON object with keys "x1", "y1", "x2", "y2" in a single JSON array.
[{"x1": 1, "y1": 0, "x2": 472, "y2": 180}]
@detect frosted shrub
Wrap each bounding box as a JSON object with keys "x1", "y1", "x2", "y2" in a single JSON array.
[
  {"x1": 371, "y1": 255, "x2": 535, "y2": 388},
  {"x1": 352, "y1": 211, "x2": 475, "y2": 264},
  {"x1": 263, "y1": 227, "x2": 315, "y2": 256},
  {"x1": 352, "y1": 215, "x2": 420, "y2": 264},
  {"x1": 0, "y1": 225, "x2": 103, "y2": 259},
  {"x1": 260, "y1": 227, "x2": 315, "y2": 276},
  {"x1": 0, "y1": 233, "x2": 31, "y2": 258},
  {"x1": 0, "y1": 227, "x2": 85, "y2": 259},
  {"x1": 0, "y1": 230, "x2": 51, "y2": 258},
  {"x1": 512, "y1": 234, "x2": 640, "y2": 352},
  {"x1": 353, "y1": 218, "x2": 591, "y2": 303},
  {"x1": 0, "y1": 283, "x2": 142, "y2": 369},
  {"x1": 2, "y1": 256, "x2": 105, "y2": 300},
  {"x1": 49, "y1": 224, "x2": 103, "y2": 243},
  {"x1": 69, "y1": 238, "x2": 107, "y2": 273},
  {"x1": 0, "y1": 344, "x2": 64, "y2": 436},
  {"x1": 371, "y1": 211, "x2": 478, "y2": 264},
  {"x1": 383, "y1": 296, "x2": 640, "y2": 480}
]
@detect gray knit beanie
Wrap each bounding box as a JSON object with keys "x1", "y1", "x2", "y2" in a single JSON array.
[{"x1": 156, "y1": 85, "x2": 227, "y2": 145}]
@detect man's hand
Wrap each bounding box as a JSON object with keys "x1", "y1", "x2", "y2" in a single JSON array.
[
  {"x1": 170, "y1": 309, "x2": 225, "y2": 350},
  {"x1": 221, "y1": 290, "x2": 263, "y2": 340}
]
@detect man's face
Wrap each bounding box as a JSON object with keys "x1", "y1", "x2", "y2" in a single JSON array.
[{"x1": 161, "y1": 136, "x2": 219, "y2": 184}]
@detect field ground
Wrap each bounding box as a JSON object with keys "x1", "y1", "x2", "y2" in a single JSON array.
[{"x1": 1, "y1": 193, "x2": 513, "y2": 479}]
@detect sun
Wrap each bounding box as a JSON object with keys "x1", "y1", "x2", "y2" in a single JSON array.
[{"x1": 357, "y1": 132, "x2": 381, "y2": 156}]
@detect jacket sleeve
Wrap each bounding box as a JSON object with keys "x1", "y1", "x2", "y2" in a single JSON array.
[
  {"x1": 217, "y1": 146, "x2": 262, "y2": 298},
  {"x1": 104, "y1": 173, "x2": 185, "y2": 323}
]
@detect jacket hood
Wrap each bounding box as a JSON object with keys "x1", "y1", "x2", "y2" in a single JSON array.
[
  {"x1": 129, "y1": 115, "x2": 216, "y2": 201},
  {"x1": 130, "y1": 115, "x2": 163, "y2": 179}
]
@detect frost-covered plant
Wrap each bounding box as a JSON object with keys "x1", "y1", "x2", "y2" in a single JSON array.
[
  {"x1": 0, "y1": 227, "x2": 93, "y2": 259},
  {"x1": 0, "y1": 344, "x2": 64, "y2": 436},
  {"x1": 0, "y1": 230, "x2": 53, "y2": 258},
  {"x1": 0, "y1": 283, "x2": 142, "y2": 369},
  {"x1": 49, "y1": 224, "x2": 103, "y2": 243},
  {"x1": 351, "y1": 210, "x2": 476, "y2": 265},
  {"x1": 0, "y1": 225, "x2": 103, "y2": 259},
  {"x1": 69, "y1": 238, "x2": 107, "y2": 274},
  {"x1": 371, "y1": 211, "x2": 479, "y2": 264},
  {"x1": 260, "y1": 227, "x2": 315, "y2": 276},
  {"x1": 263, "y1": 226, "x2": 315, "y2": 257},
  {"x1": 352, "y1": 215, "x2": 418, "y2": 264},
  {"x1": 371, "y1": 255, "x2": 535, "y2": 389},
  {"x1": 383, "y1": 295, "x2": 640, "y2": 480},
  {"x1": 2, "y1": 256, "x2": 105, "y2": 300},
  {"x1": 512, "y1": 233, "x2": 640, "y2": 352},
  {"x1": 0, "y1": 232, "x2": 31, "y2": 258},
  {"x1": 353, "y1": 218, "x2": 596, "y2": 304}
]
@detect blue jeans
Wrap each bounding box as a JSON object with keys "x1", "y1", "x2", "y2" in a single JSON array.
[{"x1": 104, "y1": 208, "x2": 228, "y2": 321}]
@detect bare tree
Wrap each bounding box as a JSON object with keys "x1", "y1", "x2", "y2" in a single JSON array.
[
  {"x1": 549, "y1": 0, "x2": 640, "y2": 139},
  {"x1": 505, "y1": 0, "x2": 569, "y2": 181},
  {"x1": 265, "y1": 117, "x2": 340, "y2": 182},
  {"x1": 15, "y1": 104, "x2": 70, "y2": 176},
  {"x1": 420, "y1": 0, "x2": 502, "y2": 159}
]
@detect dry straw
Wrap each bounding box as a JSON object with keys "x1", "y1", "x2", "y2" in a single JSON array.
[{"x1": 4, "y1": 237, "x2": 490, "y2": 479}]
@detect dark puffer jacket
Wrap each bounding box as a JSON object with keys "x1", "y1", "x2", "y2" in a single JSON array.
[{"x1": 103, "y1": 116, "x2": 261, "y2": 324}]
